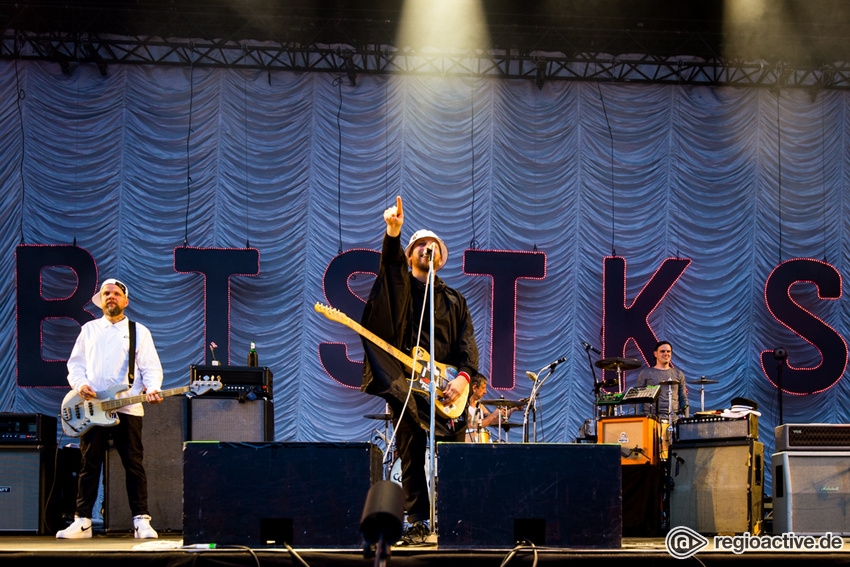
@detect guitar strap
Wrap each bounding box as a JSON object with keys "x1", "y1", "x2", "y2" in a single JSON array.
[{"x1": 128, "y1": 319, "x2": 136, "y2": 386}]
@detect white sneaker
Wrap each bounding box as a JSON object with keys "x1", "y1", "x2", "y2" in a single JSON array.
[
  {"x1": 56, "y1": 516, "x2": 93, "y2": 539},
  {"x1": 133, "y1": 514, "x2": 158, "y2": 539}
]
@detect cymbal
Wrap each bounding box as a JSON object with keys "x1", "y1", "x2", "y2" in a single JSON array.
[
  {"x1": 364, "y1": 413, "x2": 392, "y2": 421},
  {"x1": 657, "y1": 380, "x2": 680, "y2": 386},
  {"x1": 689, "y1": 378, "x2": 719, "y2": 385},
  {"x1": 599, "y1": 378, "x2": 619, "y2": 388},
  {"x1": 480, "y1": 399, "x2": 525, "y2": 408},
  {"x1": 594, "y1": 357, "x2": 641, "y2": 371}
]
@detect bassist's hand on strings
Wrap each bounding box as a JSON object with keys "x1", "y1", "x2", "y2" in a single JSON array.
[
  {"x1": 145, "y1": 390, "x2": 163, "y2": 404},
  {"x1": 78, "y1": 384, "x2": 97, "y2": 400}
]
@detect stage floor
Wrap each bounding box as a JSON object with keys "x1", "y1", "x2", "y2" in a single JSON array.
[{"x1": 1, "y1": 533, "x2": 848, "y2": 567}]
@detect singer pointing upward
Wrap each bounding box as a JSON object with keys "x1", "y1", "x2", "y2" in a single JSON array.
[{"x1": 360, "y1": 196, "x2": 479, "y2": 545}]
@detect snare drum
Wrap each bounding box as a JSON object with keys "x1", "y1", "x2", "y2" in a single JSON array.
[{"x1": 466, "y1": 428, "x2": 491, "y2": 443}]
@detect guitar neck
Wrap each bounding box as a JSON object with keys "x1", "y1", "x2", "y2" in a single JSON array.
[
  {"x1": 100, "y1": 386, "x2": 190, "y2": 411},
  {"x1": 336, "y1": 315, "x2": 424, "y2": 375}
]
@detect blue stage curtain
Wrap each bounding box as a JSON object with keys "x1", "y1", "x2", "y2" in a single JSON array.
[{"x1": 0, "y1": 61, "x2": 847, "y2": 491}]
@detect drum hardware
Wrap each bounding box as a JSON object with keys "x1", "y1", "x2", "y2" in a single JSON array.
[
  {"x1": 594, "y1": 357, "x2": 642, "y2": 372},
  {"x1": 364, "y1": 413, "x2": 393, "y2": 421},
  {"x1": 499, "y1": 421, "x2": 522, "y2": 443},
  {"x1": 656, "y1": 379, "x2": 678, "y2": 429},
  {"x1": 364, "y1": 406, "x2": 395, "y2": 481},
  {"x1": 687, "y1": 376, "x2": 718, "y2": 412},
  {"x1": 480, "y1": 398, "x2": 524, "y2": 441},
  {"x1": 480, "y1": 399, "x2": 525, "y2": 408},
  {"x1": 595, "y1": 357, "x2": 641, "y2": 418}
]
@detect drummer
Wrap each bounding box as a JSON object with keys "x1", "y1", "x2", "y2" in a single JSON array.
[
  {"x1": 635, "y1": 341, "x2": 689, "y2": 422},
  {"x1": 466, "y1": 373, "x2": 515, "y2": 441}
]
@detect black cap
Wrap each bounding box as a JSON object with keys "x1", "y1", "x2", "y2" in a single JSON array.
[{"x1": 730, "y1": 397, "x2": 758, "y2": 410}]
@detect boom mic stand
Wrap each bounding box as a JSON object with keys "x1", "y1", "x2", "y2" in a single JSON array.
[
  {"x1": 522, "y1": 357, "x2": 564, "y2": 442},
  {"x1": 583, "y1": 344, "x2": 600, "y2": 440}
]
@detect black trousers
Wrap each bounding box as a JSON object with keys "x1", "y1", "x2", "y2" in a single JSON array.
[
  {"x1": 75, "y1": 413, "x2": 149, "y2": 518},
  {"x1": 391, "y1": 398, "x2": 464, "y2": 523}
]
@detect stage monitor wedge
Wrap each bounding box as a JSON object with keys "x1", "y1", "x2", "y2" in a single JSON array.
[
  {"x1": 437, "y1": 443, "x2": 622, "y2": 549},
  {"x1": 183, "y1": 442, "x2": 381, "y2": 548}
]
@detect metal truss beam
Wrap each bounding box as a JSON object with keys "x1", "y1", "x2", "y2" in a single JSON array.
[{"x1": 2, "y1": 31, "x2": 849, "y2": 91}]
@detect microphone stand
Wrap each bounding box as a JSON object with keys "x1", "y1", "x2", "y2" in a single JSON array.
[
  {"x1": 522, "y1": 362, "x2": 560, "y2": 443},
  {"x1": 584, "y1": 344, "x2": 600, "y2": 440},
  {"x1": 427, "y1": 252, "x2": 437, "y2": 535}
]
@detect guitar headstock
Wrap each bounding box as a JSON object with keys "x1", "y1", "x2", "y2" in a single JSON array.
[
  {"x1": 190, "y1": 378, "x2": 223, "y2": 395},
  {"x1": 314, "y1": 302, "x2": 350, "y2": 324}
]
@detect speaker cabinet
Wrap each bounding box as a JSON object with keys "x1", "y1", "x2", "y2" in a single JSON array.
[
  {"x1": 183, "y1": 442, "x2": 381, "y2": 547},
  {"x1": 188, "y1": 397, "x2": 273, "y2": 442},
  {"x1": 669, "y1": 440, "x2": 764, "y2": 534},
  {"x1": 772, "y1": 451, "x2": 850, "y2": 535},
  {"x1": 0, "y1": 445, "x2": 54, "y2": 532},
  {"x1": 598, "y1": 416, "x2": 661, "y2": 465},
  {"x1": 437, "y1": 443, "x2": 622, "y2": 548},
  {"x1": 104, "y1": 397, "x2": 186, "y2": 532}
]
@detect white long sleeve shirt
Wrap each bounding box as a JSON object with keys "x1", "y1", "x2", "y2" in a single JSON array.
[{"x1": 67, "y1": 316, "x2": 164, "y2": 416}]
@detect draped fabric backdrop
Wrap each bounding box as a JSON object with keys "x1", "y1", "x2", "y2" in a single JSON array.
[{"x1": 1, "y1": 60, "x2": 848, "y2": 490}]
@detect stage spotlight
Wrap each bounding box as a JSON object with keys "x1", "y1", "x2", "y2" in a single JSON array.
[
  {"x1": 343, "y1": 52, "x2": 356, "y2": 87},
  {"x1": 360, "y1": 480, "x2": 404, "y2": 555},
  {"x1": 84, "y1": 41, "x2": 108, "y2": 77},
  {"x1": 535, "y1": 60, "x2": 547, "y2": 90}
]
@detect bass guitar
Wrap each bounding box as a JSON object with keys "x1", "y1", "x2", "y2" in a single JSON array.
[
  {"x1": 314, "y1": 302, "x2": 469, "y2": 419},
  {"x1": 60, "y1": 378, "x2": 222, "y2": 437}
]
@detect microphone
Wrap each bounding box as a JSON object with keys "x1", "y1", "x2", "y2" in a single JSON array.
[
  {"x1": 581, "y1": 341, "x2": 601, "y2": 355},
  {"x1": 424, "y1": 242, "x2": 437, "y2": 258},
  {"x1": 546, "y1": 356, "x2": 567, "y2": 370},
  {"x1": 526, "y1": 371, "x2": 538, "y2": 381}
]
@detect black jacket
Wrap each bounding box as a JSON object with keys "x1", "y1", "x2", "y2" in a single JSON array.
[{"x1": 361, "y1": 233, "x2": 479, "y2": 429}]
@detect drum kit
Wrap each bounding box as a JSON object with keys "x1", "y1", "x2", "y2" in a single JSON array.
[
  {"x1": 364, "y1": 395, "x2": 526, "y2": 482},
  {"x1": 588, "y1": 354, "x2": 720, "y2": 461}
]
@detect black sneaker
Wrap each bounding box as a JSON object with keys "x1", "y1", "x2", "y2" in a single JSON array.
[{"x1": 399, "y1": 521, "x2": 430, "y2": 546}]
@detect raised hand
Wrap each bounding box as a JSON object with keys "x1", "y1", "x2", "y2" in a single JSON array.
[{"x1": 383, "y1": 195, "x2": 404, "y2": 237}]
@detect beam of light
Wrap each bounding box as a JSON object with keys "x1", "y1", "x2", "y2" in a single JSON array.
[{"x1": 397, "y1": 0, "x2": 490, "y2": 53}]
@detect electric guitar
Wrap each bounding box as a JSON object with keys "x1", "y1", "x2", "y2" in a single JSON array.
[
  {"x1": 314, "y1": 302, "x2": 469, "y2": 419},
  {"x1": 60, "y1": 378, "x2": 222, "y2": 437}
]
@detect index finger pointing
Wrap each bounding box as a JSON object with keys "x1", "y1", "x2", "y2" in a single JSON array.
[{"x1": 396, "y1": 196, "x2": 403, "y2": 216}]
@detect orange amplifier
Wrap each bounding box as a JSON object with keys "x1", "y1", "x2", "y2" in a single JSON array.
[{"x1": 598, "y1": 416, "x2": 661, "y2": 465}]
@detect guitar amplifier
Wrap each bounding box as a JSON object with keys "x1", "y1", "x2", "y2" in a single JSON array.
[
  {"x1": 775, "y1": 423, "x2": 850, "y2": 452},
  {"x1": 191, "y1": 365, "x2": 273, "y2": 399},
  {"x1": 598, "y1": 416, "x2": 661, "y2": 465},
  {"x1": 675, "y1": 414, "x2": 758, "y2": 443},
  {"x1": 0, "y1": 413, "x2": 57, "y2": 445}
]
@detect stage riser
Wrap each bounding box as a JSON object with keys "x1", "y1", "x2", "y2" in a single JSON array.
[
  {"x1": 183, "y1": 442, "x2": 381, "y2": 548},
  {"x1": 437, "y1": 443, "x2": 622, "y2": 549}
]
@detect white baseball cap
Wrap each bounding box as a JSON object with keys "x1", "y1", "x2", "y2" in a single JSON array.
[
  {"x1": 92, "y1": 278, "x2": 129, "y2": 308},
  {"x1": 405, "y1": 230, "x2": 448, "y2": 270}
]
